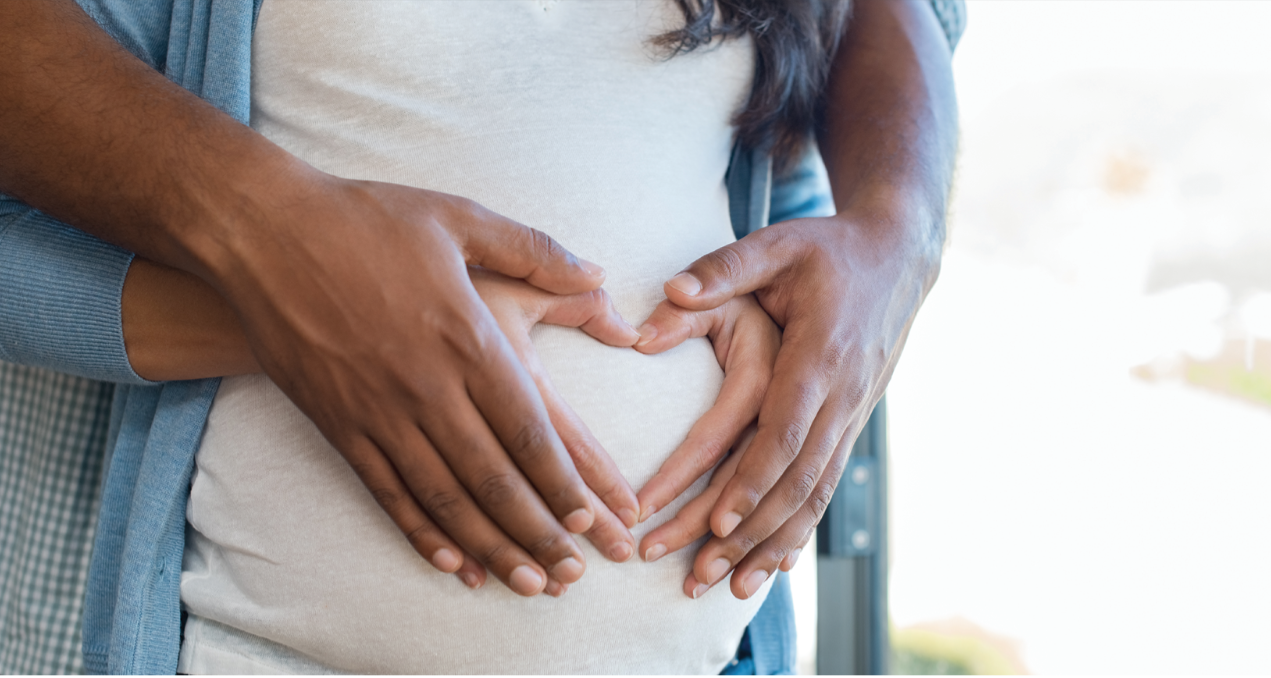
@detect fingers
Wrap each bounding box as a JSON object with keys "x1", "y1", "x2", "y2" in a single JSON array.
[
  {"x1": 662, "y1": 226, "x2": 795, "y2": 311},
  {"x1": 635, "y1": 308, "x2": 775, "y2": 521},
  {"x1": 578, "y1": 486, "x2": 637, "y2": 563},
  {"x1": 639, "y1": 438, "x2": 745, "y2": 564},
  {"x1": 707, "y1": 343, "x2": 838, "y2": 540},
  {"x1": 455, "y1": 199, "x2": 606, "y2": 295},
  {"x1": 537, "y1": 287, "x2": 639, "y2": 347},
  {"x1": 470, "y1": 267, "x2": 638, "y2": 347},
  {"x1": 725, "y1": 438, "x2": 850, "y2": 599},
  {"x1": 540, "y1": 382, "x2": 640, "y2": 530},
  {"x1": 778, "y1": 528, "x2": 813, "y2": 572},
  {"x1": 452, "y1": 549, "x2": 488, "y2": 590},
  {"x1": 342, "y1": 436, "x2": 467, "y2": 575},
  {"x1": 352, "y1": 430, "x2": 555, "y2": 596},
  {"x1": 483, "y1": 288, "x2": 640, "y2": 530},
  {"x1": 461, "y1": 324, "x2": 597, "y2": 529},
  {"x1": 689, "y1": 433, "x2": 850, "y2": 600},
  {"x1": 426, "y1": 379, "x2": 593, "y2": 581}
]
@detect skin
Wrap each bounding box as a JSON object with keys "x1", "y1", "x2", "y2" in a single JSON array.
[
  {"x1": 0, "y1": 0, "x2": 645, "y2": 596},
  {"x1": 633, "y1": 0, "x2": 959, "y2": 600}
]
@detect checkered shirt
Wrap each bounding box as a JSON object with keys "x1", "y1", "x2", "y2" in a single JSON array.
[{"x1": 0, "y1": 361, "x2": 111, "y2": 674}]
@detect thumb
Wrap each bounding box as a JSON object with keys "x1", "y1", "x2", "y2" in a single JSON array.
[
  {"x1": 664, "y1": 226, "x2": 787, "y2": 311},
  {"x1": 461, "y1": 205, "x2": 606, "y2": 295}
]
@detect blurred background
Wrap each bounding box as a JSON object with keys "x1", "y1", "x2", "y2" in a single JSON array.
[{"x1": 790, "y1": 1, "x2": 1271, "y2": 673}]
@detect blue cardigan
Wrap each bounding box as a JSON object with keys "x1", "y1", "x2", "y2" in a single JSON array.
[{"x1": 0, "y1": 0, "x2": 963, "y2": 672}]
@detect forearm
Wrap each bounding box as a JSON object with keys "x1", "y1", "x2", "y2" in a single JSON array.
[
  {"x1": 817, "y1": 0, "x2": 958, "y2": 271},
  {"x1": 0, "y1": 0, "x2": 298, "y2": 281},
  {"x1": 121, "y1": 259, "x2": 259, "y2": 381}
]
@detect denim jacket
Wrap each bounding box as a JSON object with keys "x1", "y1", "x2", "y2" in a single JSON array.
[{"x1": 0, "y1": 1, "x2": 962, "y2": 672}]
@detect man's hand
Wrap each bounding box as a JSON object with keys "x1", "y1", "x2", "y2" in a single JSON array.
[
  {"x1": 220, "y1": 178, "x2": 638, "y2": 597},
  {"x1": 638, "y1": 0, "x2": 958, "y2": 599}
]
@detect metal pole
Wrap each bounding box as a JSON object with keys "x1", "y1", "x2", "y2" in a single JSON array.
[{"x1": 817, "y1": 398, "x2": 888, "y2": 674}]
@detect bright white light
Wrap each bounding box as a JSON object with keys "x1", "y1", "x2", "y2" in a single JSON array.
[{"x1": 1242, "y1": 292, "x2": 1271, "y2": 339}]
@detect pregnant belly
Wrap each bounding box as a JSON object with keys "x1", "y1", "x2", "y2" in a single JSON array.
[{"x1": 182, "y1": 320, "x2": 772, "y2": 674}]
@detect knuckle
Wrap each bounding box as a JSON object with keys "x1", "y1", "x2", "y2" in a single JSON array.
[
  {"x1": 820, "y1": 342, "x2": 850, "y2": 374},
  {"x1": 528, "y1": 227, "x2": 564, "y2": 263},
  {"x1": 402, "y1": 522, "x2": 434, "y2": 547},
  {"x1": 581, "y1": 288, "x2": 608, "y2": 309},
  {"x1": 474, "y1": 472, "x2": 522, "y2": 510},
  {"x1": 787, "y1": 466, "x2": 820, "y2": 508},
  {"x1": 732, "y1": 531, "x2": 760, "y2": 555},
  {"x1": 708, "y1": 246, "x2": 746, "y2": 281},
  {"x1": 777, "y1": 424, "x2": 806, "y2": 462},
  {"x1": 809, "y1": 481, "x2": 836, "y2": 520},
  {"x1": 421, "y1": 490, "x2": 466, "y2": 524},
  {"x1": 478, "y1": 542, "x2": 511, "y2": 568},
  {"x1": 731, "y1": 479, "x2": 767, "y2": 513},
  {"x1": 790, "y1": 379, "x2": 820, "y2": 410},
  {"x1": 508, "y1": 422, "x2": 553, "y2": 463}
]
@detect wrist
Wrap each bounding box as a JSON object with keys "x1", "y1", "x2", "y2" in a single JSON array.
[
  {"x1": 122, "y1": 258, "x2": 260, "y2": 381},
  {"x1": 831, "y1": 182, "x2": 945, "y2": 289},
  {"x1": 156, "y1": 132, "x2": 325, "y2": 288}
]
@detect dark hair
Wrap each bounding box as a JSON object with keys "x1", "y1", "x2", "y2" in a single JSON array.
[{"x1": 656, "y1": 0, "x2": 851, "y2": 172}]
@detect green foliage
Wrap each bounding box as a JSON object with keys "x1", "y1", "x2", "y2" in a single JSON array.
[
  {"x1": 1186, "y1": 363, "x2": 1271, "y2": 408},
  {"x1": 890, "y1": 627, "x2": 1021, "y2": 675}
]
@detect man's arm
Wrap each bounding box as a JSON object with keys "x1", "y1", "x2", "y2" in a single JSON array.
[
  {"x1": 0, "y1": 0, "x2": 640, "y2": 595},
  {"x1": 643, "y1": 0, "x2": 959, "y2": 598}
]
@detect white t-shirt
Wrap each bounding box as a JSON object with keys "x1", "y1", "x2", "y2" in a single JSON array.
[{"x1": 179, "y1": 1, "x2": 768, "y2": 673}]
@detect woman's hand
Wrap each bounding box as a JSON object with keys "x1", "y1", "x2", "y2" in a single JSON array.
[
  {"x1": 628, "y1": 295, "x2": 781, "y2": 568},
  {"x1": 455, "y1": 267, "x2": 644, "y2": 595}
]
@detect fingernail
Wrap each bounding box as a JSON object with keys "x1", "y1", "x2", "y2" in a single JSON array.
[
  {"x1": 563, "y1": 508, "x2": 593, "y2": 533},
  {"x1": 431, "y1": 548, "x2": 461, "y2": 573},
  {"x1": 742, "y1": 569, "x2": 770, "y2": 598},
  {"x1": 581, "y1": 259, "x2": 605, "y2": 278},
  {"x1": 621, "y1": 320, "x2": 642, "y2": 345},
  {"x1": 545, "y1": 579, "x2": 567, "y2": 598},
  {"x1": 787, "y1": 547, "x2": 803, "y2": 569},
  {"x1": 635, "y1": 323, "x2": 658, "y2": 347},
  {"x1": 720, "y1": 511, "x2": 742, "y2": 537},
  {"x1": 616, "y1": 507, "x2": 638, "y2": 529},
  {"x1": 509, "y1": 565, "x2": 544, "y2": 595},
  {"x1": 550, "y1": 556, "x2": 584, "y2": 582},
  {"x1": 460, "y1": 572, "x2": 482, "y2": 589},
  {"x1": 638, "y1": 505, "x2": 658, "y2": 523},
  {"x1": 691, "y1": 582, "x2": 710, "y2": 599},
  {"x1": 706, "y1": 557, "x2": 731, "y2": 584},
  {"x1": 668, "y1": 272, "x2": 702, "y2": 296},
  {"x1": 643, "y1": 543, "x2": 667, "y2": 563},
  {"x1": 610, "y1": 542, "x2": 634, "y2": 562}
]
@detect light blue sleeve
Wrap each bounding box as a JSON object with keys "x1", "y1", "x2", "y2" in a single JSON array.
[
  {"x1": 0, "y1": 205, "x2": 154, "y2": 385},
  {"x1": 929, "y1": 0, "x2": 968, "y2": 52}
]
